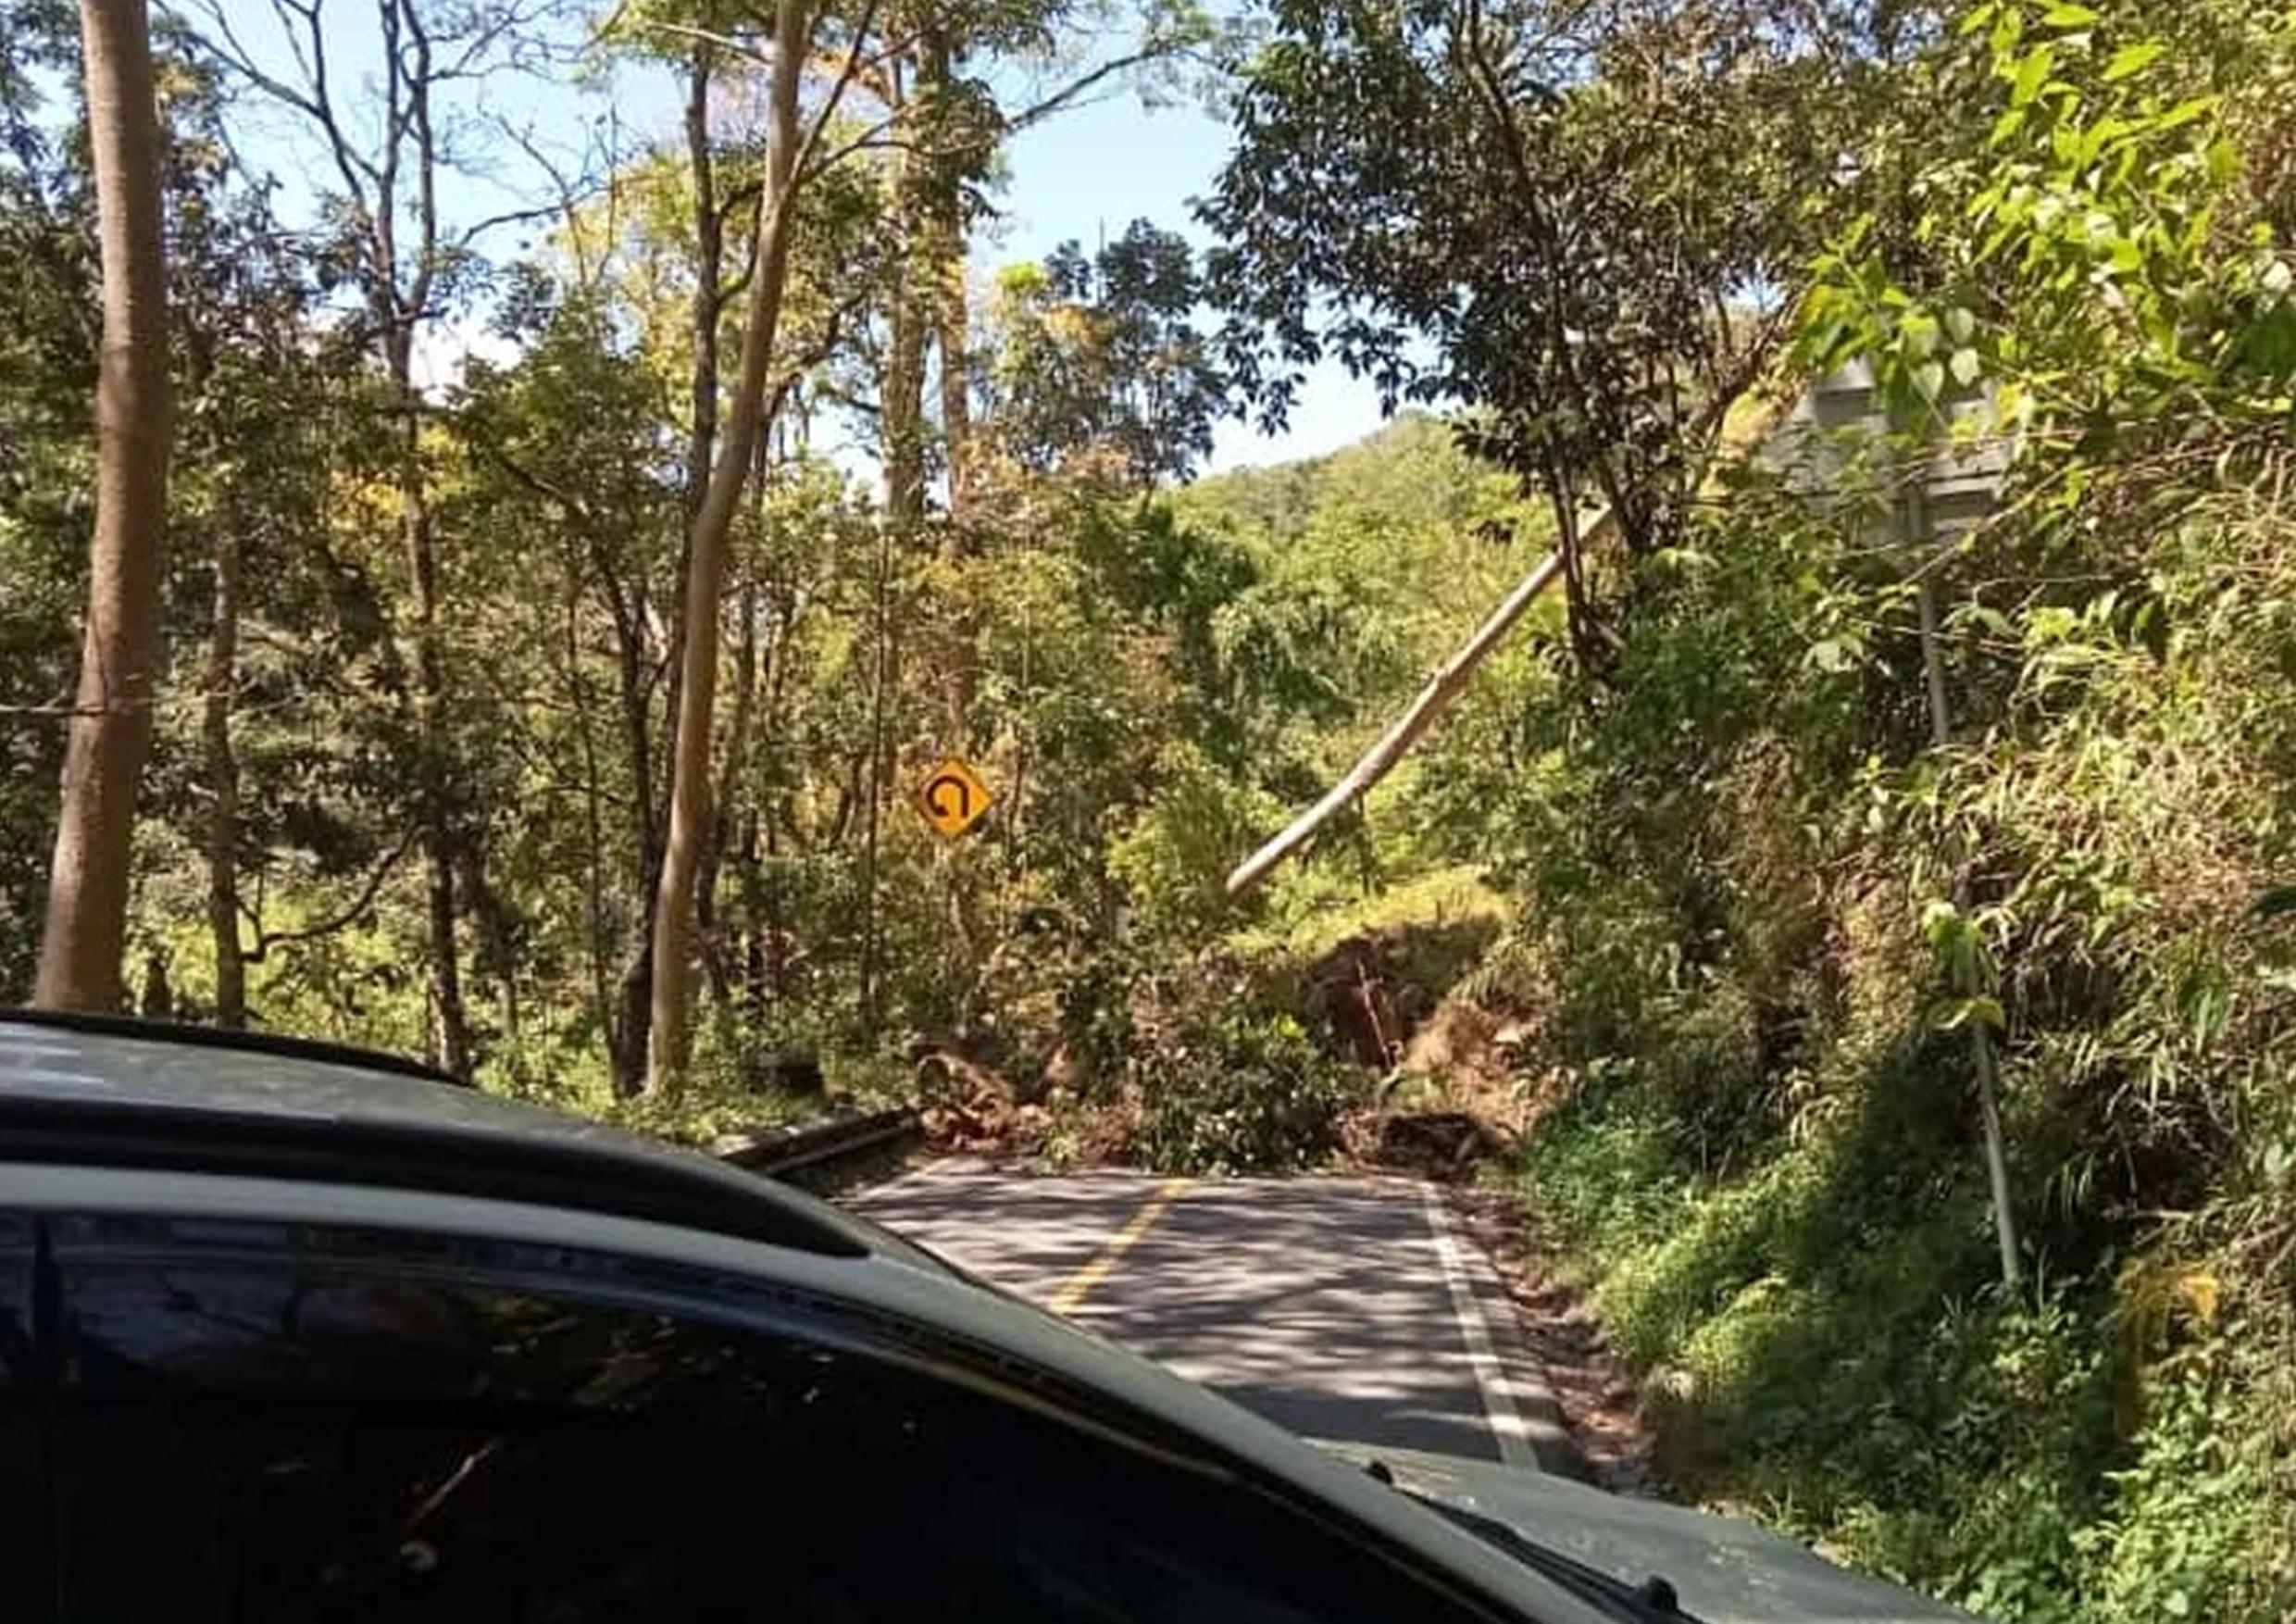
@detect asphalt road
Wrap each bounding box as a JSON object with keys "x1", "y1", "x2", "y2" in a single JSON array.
[{"x1": 849, "y1": 1160, "x2": 1573, "y2": 1470}]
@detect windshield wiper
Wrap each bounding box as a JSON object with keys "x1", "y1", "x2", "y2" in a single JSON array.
[{"x1": 1403, "y1": 1492, "x2": 1696, "y2": 1624}]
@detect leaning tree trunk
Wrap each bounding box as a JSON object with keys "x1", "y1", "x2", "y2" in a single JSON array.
[
  {"x1": 647, "y1": 0, "x2": 808, "y2": 1093},
  {"x1": 1226, "y1": 545, "x2": 1572, "y2": 896},
  {"x1": 35, "y1": 0, "x2": 171, "y2": 1012}
]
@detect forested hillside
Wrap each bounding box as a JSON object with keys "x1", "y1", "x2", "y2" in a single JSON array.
[
  {"x1": 6, "y1": 0, "x2": 2296, "y2": 1616},
  {"x1": 1198, "y1": 0, "x2": 2296, "y2": 1615}
]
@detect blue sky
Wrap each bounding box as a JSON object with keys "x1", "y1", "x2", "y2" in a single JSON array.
[
  {"x1": 989, "y1": 86, "x2": 1382, "y2": 470},
  {"x1": 198, "y1": 3, "x2": 1385, "y2": 474}
]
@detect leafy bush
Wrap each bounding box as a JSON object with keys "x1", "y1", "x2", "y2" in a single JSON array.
[
  {"x1": 1137, "y1": 1007, "x2": 1357, "y2": 1175},
  {"x1": 1108, "y1": 744, "x2": 1287, "y2": 941}
]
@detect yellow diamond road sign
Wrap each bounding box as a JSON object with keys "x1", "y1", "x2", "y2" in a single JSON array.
[{"x1": 917, "y1": 757, "x2": 993, "y2": 840}]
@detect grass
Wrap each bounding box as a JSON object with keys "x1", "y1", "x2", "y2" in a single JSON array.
[{"x1": 1519, "y1": 1046, "x2": 2295, "y2": 1623}]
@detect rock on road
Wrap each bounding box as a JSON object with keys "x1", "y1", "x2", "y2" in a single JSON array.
[{"x1": 849, "y1": 1160, "x2": 1576, "y2": 1472}]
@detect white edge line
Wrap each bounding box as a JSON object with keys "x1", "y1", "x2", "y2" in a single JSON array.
[{"x1": 1423, "y1": 1183, "x2": 1540, "y2": 1470}]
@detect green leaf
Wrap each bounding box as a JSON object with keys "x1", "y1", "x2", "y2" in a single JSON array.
[
  {"x1": 1806, "y1": 637, "x2": 1863, "y2": 674},
  {"x1": 1912, "y1": 359, "x2": 1946, "y2": 401},
  {"x1": 2102, "y1": 41, "x2": 2166, "y2": 81},
  {"x1": 1950, "y1": 348, "x2": 1982, "y2": 387},
  {"x1": 2010, "y1": 46, "x2": 2054, "y2": 109},
  {"x1": 2154, "y1": 95, "x2": 2216, "y2": 133},
  {"x1": 2040, "y1": 1, "x2": 2099, "y2": 25},
  {"x1": 1957, "y1": 603, "x2": 2016, "y2": 638},
  {"x1": 1934, "y1": 995, "x2": 2007, "y2": 1032},
  {"x1": 1944, "y1": 306, "x2": 1976, "y2": 344}
]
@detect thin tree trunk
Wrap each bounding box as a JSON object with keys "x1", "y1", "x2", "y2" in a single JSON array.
[
  {"x1": 683, "y1": 42, "x2": 723, "y2": 525},
  {"x1": 390, "y1": 330, "x2": 471, "y2": 1079},
  {"x1": 647, "y1": 0, "x2": 808, "y2": 1093},
  {"x1": 923, "y1": 23, "x2": 971, "y2": 525},
  {"x1": 661, "y1": 33, "x2": 723, "y2": 799},
  {"x1": 699, "y1": 553, "x2": 761, "y2": 1004},
  {"x1": 759, "y1": 587, "x2": 796, "y2": 1008},
  {"x1": 603, "y1": 574, "x2": 661, "y2": 1093},
  {"x1": 36, "y1": 0, "x2": 171, "y2": 1011},
  {"x1": 934, "y1": 253, "x2": 970, "y2": 518},
  {"x1": 204, "y1": 506, "x2": 245, "y2": 1027},
  {"x1": 612, "y1": 42, "x2": 728, "y2": 1093},
  {"x1": 1542, "y1": 467, "x2": 1600, "y2": 671},
  {"x1": 562, "y1": 536, "x2": 614, "y2": 1050},
  {"x1": 861, "y1": 44, "x2": 920, "y2": 1031},
  {"x1": 882, "y1": 51, "x2": 927, "y2": 542},
  {"x1": 917, "y1": 24, "x2": 981, "y2": 739},
  {"x1": 858, "y1": 515, "x2": 893, "y2": 1027}
]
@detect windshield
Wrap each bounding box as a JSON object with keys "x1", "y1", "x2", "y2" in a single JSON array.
[{"x1": 4, "y1": 1, "x2": 2290, "y2": 1620}]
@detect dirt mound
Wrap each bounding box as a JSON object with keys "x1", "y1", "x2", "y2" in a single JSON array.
[
  {"x1": 1307, "y1": 916, "x2": 1504, "y2": 1067},
  {"x1": 1357, "y1": 1109, "x2": 1514, "y2": 1180},
  {"x1": 916, "y1": 1046, "x2": 1024, "y2": 1152},
  {"x1": 1397, "y1": 997, "x2": 1538, "y2": 1086}
]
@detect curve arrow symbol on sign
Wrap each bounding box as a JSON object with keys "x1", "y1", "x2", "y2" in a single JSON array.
[
  {"x1": 916, "y1": 757, "x2": 992, "y2": 839},
  {"x1": 925, "y1": 774, "x2": 972, "y2": 820}
]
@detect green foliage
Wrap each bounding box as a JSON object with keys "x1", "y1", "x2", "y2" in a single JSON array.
[
  {"x1": 1108, "y1": 743, "x2": 1283, "y2": 940},
  {"x1": 1477, "y1": 5, "x2": 2296, "y2": 1616},
  {"x1": 1205, "y1": 0, "x2": 1883, "y2": 560},
  {"x1": 1137, "y1": 1005, "x2": 1355, "y2": 1176},
  {"x1": 2075, "y1": 1331, "x2": 2296, "y2": 1623},
  {"x1": 983, "y1": 219, "x2": 1227, "y2": 487},
  {"x1": 13, "y1": 2, "x2": 2294, "y2": 1611}
]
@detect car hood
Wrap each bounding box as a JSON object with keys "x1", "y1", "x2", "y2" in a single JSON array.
[{"x1": 1315, "y1": 1442, "x2": 1979, "y2": 1624}]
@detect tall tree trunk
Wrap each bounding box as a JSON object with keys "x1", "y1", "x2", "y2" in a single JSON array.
[
  {"x1": 204, "y1": 506, "x2": 245, "y2": 1027},
  {"x1": 602, "y1": 575, "x2": 661, "y2": 1093},
  {"x1": 698, "y1": 555, "x2": 761, "y2": 1003},
  {"x1": 614, "y1": 39, "x2": 728, "y2": 1094},
  {"x1": 858, "y1": 517, "x2": 893, "y2": 1027},
  {"x1": 933, "y1": 253, "x2": 970, "y2": 517},
  {"x1": 923, "y1": 23, "x2": 971, "y2": 527},
  {"x1": 859, "y1": 48, "x2": 925, "y2": 1021},
  {"x1": 647, "y1": 0, "x2": 808, "y2": 1093},
  {"x1": 683, "y1": 42, "x2": 723, "y2": 525},
  {"x1": 389, "y1": 329, "x2": 472, "y2": 1079},
  {"x1": 916, "y1": 23, "x2": 981, "y2": 740},
  {"x1": 882, "y1": 48, "x2": 928, "y2": 542},
  {"x1": 561, "y1": 534, "x2": 614, "y2": 1052},
  {"x1": 35, "y1": 0, "x2": 171, "y2": 1012}
]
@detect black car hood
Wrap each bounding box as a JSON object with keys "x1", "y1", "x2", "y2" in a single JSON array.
[{"x1": 1316, "y1": 1442, "x2": 1982, "y2": 1624}]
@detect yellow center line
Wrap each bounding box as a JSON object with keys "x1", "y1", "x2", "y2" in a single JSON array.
[{"x1": 1048, "y1": 1178, "x2": 1193, "y2": 1317}]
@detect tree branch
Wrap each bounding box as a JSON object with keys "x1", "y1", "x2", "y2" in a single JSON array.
[
  {"x1": 243, "y1": 831, "x2": 418, "y2": 961},
  {"x1": 1006, "y1": 45, "x2": 1177, "y2": 135},
  {"x1": 788, "y1": 0, "x2": 884, "y2": 187}
]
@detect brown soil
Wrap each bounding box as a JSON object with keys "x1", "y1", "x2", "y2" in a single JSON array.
[
  {"x1": 1308, "y1": 918, "x2": 1503, "y2": 1068},
  {"x1": 1445, "y1": 1184, "x2": 1672, "y2": 1499}
]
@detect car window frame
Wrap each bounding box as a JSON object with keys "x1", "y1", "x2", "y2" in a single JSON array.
[{"x1": 0, "y1": 1158, "x2": 1611, "y2": 1624}]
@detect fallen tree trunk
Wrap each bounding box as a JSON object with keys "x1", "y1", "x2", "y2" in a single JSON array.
[
  {"x1": 1229, "y1": 389, "x2": 1799, "y2": 898},
  {"x1": 1227, "y1": 529, "x2": 1592, "y2": 895}
]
